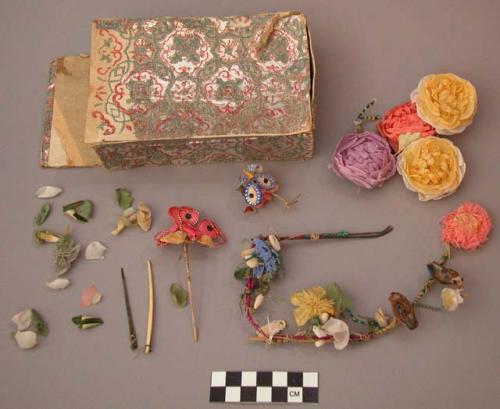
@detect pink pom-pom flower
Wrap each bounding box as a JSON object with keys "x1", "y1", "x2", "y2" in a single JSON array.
[{"x1": 440, "y1": 202, "x2": 492, "y2": 250}]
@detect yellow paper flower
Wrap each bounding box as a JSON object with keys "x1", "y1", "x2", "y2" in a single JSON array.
[
  {"x1": 290, "y1": 286, "x2": 335, "y2": 326},
  {"x1": 397, "y1": 136, "x2": 466, "y2": 201},
  {"x1": 411, "y1": 73, "x2": 477, "y2": 135}
]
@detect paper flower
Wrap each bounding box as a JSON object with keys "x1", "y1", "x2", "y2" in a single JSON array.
[
  {"x1": 252, "y1": 239, "x2": 281, "y2": 278},
  {"x1": 397, "y1": 136, "x2": 466, "y2": 201},
  {"x1": 411, "y1": 73, "x2": 477, "y2": 135},
  {"x1": 440, "y1": 202, "x2": 492, "y2": 250},
  {"x1": 290, "y1": 286, "x2": 335, "y2": 327},
  {"x1": 312, "y1": 318, "x2": 350, "y2": 350},
  {"x1": 441, "y1": 288, "x2": 464, "y2": 311},
  {"x1": 154, "y1": 206, "x2": 225, "y2": 248},
  {"x1": 155, "y1": 206, "x2": 225, "y2": 342},
  {"x1": 328, "y1": 131, "x2": 396, "y2": 189},
  {"x1": 377, "y1": 101, "x2": 435, "y2": 151}
]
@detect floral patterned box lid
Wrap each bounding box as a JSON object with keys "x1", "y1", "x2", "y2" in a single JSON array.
[{"x1": 84, "y1": 11, "x2": 315, "y2": 146}]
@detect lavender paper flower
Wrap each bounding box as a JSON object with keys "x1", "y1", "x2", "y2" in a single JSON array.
[{"x1": 328, "y1": 131, "x2": 396, "y2": 189}]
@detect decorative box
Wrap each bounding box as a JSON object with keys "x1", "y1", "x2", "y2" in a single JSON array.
[{"x1": 41, "y1": 12, "x2": 316, "y2": 169}]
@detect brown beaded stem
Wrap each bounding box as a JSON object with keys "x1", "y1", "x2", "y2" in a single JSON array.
[
  {"x1": 183, "y1": 241, "x2": 198, "y2": 342},
  {"x1": 266, "y1": 225, "x2": 393, "y2": 242},
  {"x1": 414, "y1": 278, "x2": 436, "y2": 304}
]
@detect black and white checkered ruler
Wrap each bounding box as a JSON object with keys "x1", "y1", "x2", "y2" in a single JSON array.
[{"x1": 210, "y1": 371, "x2": 319, "y2": 403}]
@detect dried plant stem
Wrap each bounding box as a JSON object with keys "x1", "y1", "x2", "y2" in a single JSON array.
[
  {"x1": 183, "y1": 241, "x2": 198, "y2": 342},
  {"x1": 144, "y1": 260, "x2": 154, "y2": 354}
]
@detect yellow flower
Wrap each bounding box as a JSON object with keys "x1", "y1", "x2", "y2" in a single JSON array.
[
  {"x1": 411, "y1": 73, "x2": 477, "y2": 135},
  {"x1": 397, "y1": 136, "x2": 465, "y2": 201},
  {"x1": 290, "y1": 286, "x2": 335, "y2": 326}
]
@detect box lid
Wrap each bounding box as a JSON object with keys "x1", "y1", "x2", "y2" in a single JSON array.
[
  {"x1": 84, "y1": 12, "x2": 314, "y2": 145},
  {"x1": 40, "y1": 56, "x2": 101, "y2": 168}
]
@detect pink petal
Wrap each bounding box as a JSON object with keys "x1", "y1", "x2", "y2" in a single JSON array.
[{"x1": 80, "y1": 285, "x2": 102, "y2": 308}]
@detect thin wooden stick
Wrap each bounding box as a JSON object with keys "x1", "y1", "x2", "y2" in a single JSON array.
[
  {"x1": 120, "y1": 268, "x2": 138, "y2": 351},
  {"x1": 183, "y1": 241, "x2": 198, "y2": 342},
  {"x1": 144, "y1": 260, "x2": 154, "y2": 354}
]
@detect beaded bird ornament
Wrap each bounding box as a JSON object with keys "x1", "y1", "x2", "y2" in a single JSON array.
[
  {"x1": 234, "y1": 203, "x2": 491, "y2": 350},
  {"x1": 239, "y1": 164, "x2": 299, "y2": 213},
  {"x1": 155, "y1": 206, "x2": 225, "y2": 341}
]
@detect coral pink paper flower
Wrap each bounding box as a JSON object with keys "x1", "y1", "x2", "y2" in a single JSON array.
[
  {"x1": 440, "y1": 202, "x2": 492, "y2": 250},
  {"x1": 154, "y1": 206, "x2": 225, "y2": 248},
  {"x1": 377, "y1": 101, "x2": 435, "y2": 151}
]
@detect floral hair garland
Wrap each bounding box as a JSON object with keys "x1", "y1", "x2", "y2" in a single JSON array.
[
  {"x1": 329, "y1": 73, "x2": 478, "y2": 201},
  {"x1": 234, "y1": 203, "x2": 491, "y2": 350}
]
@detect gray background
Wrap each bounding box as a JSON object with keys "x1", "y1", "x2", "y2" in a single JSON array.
[{"x1": 1, "y1": 1, "x2": 499, "y2": 408}]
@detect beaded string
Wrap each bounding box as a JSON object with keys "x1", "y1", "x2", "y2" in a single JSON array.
[{"x1": 414, "y1": 278, "x2": 436, "y2": 304}]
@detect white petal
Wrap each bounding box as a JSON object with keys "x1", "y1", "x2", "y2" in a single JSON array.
[
  {"x1": 46, "y1": 278, "x2": 71, "y2": 290},
  {"x1": 240, "y1": 248, "x2": 254, "y2": 258},
  {"x1": 245, "y1": 258, "x2": 260, "y2": 268},
  {"x1": 319, "y1": 312, "x2": 330, "y2": 324},
  {"x1": 11, "y1": 309, "x2": 33, "y2": 331},
  {"x1": 253, "y1": 294, "x2": 264, "y2": 310},
  {"x1": 323, "y1": 318, "x2": 350, "y2": 350},
  {"x1": 85, "y1": 241, "x2": 107, "y2": 260},
  {"x1": 14, "y1": 331, "x2": 38, "y2": 349},
  {"x1": 333, "y1": 329, "x2": 350, "y2": 350},
  {"x1": 268, "y1": 234, "x2": 281, "y2": 251},
  {"x1": 36, "y1": 186, "x2": 62, "y2": 199}
]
